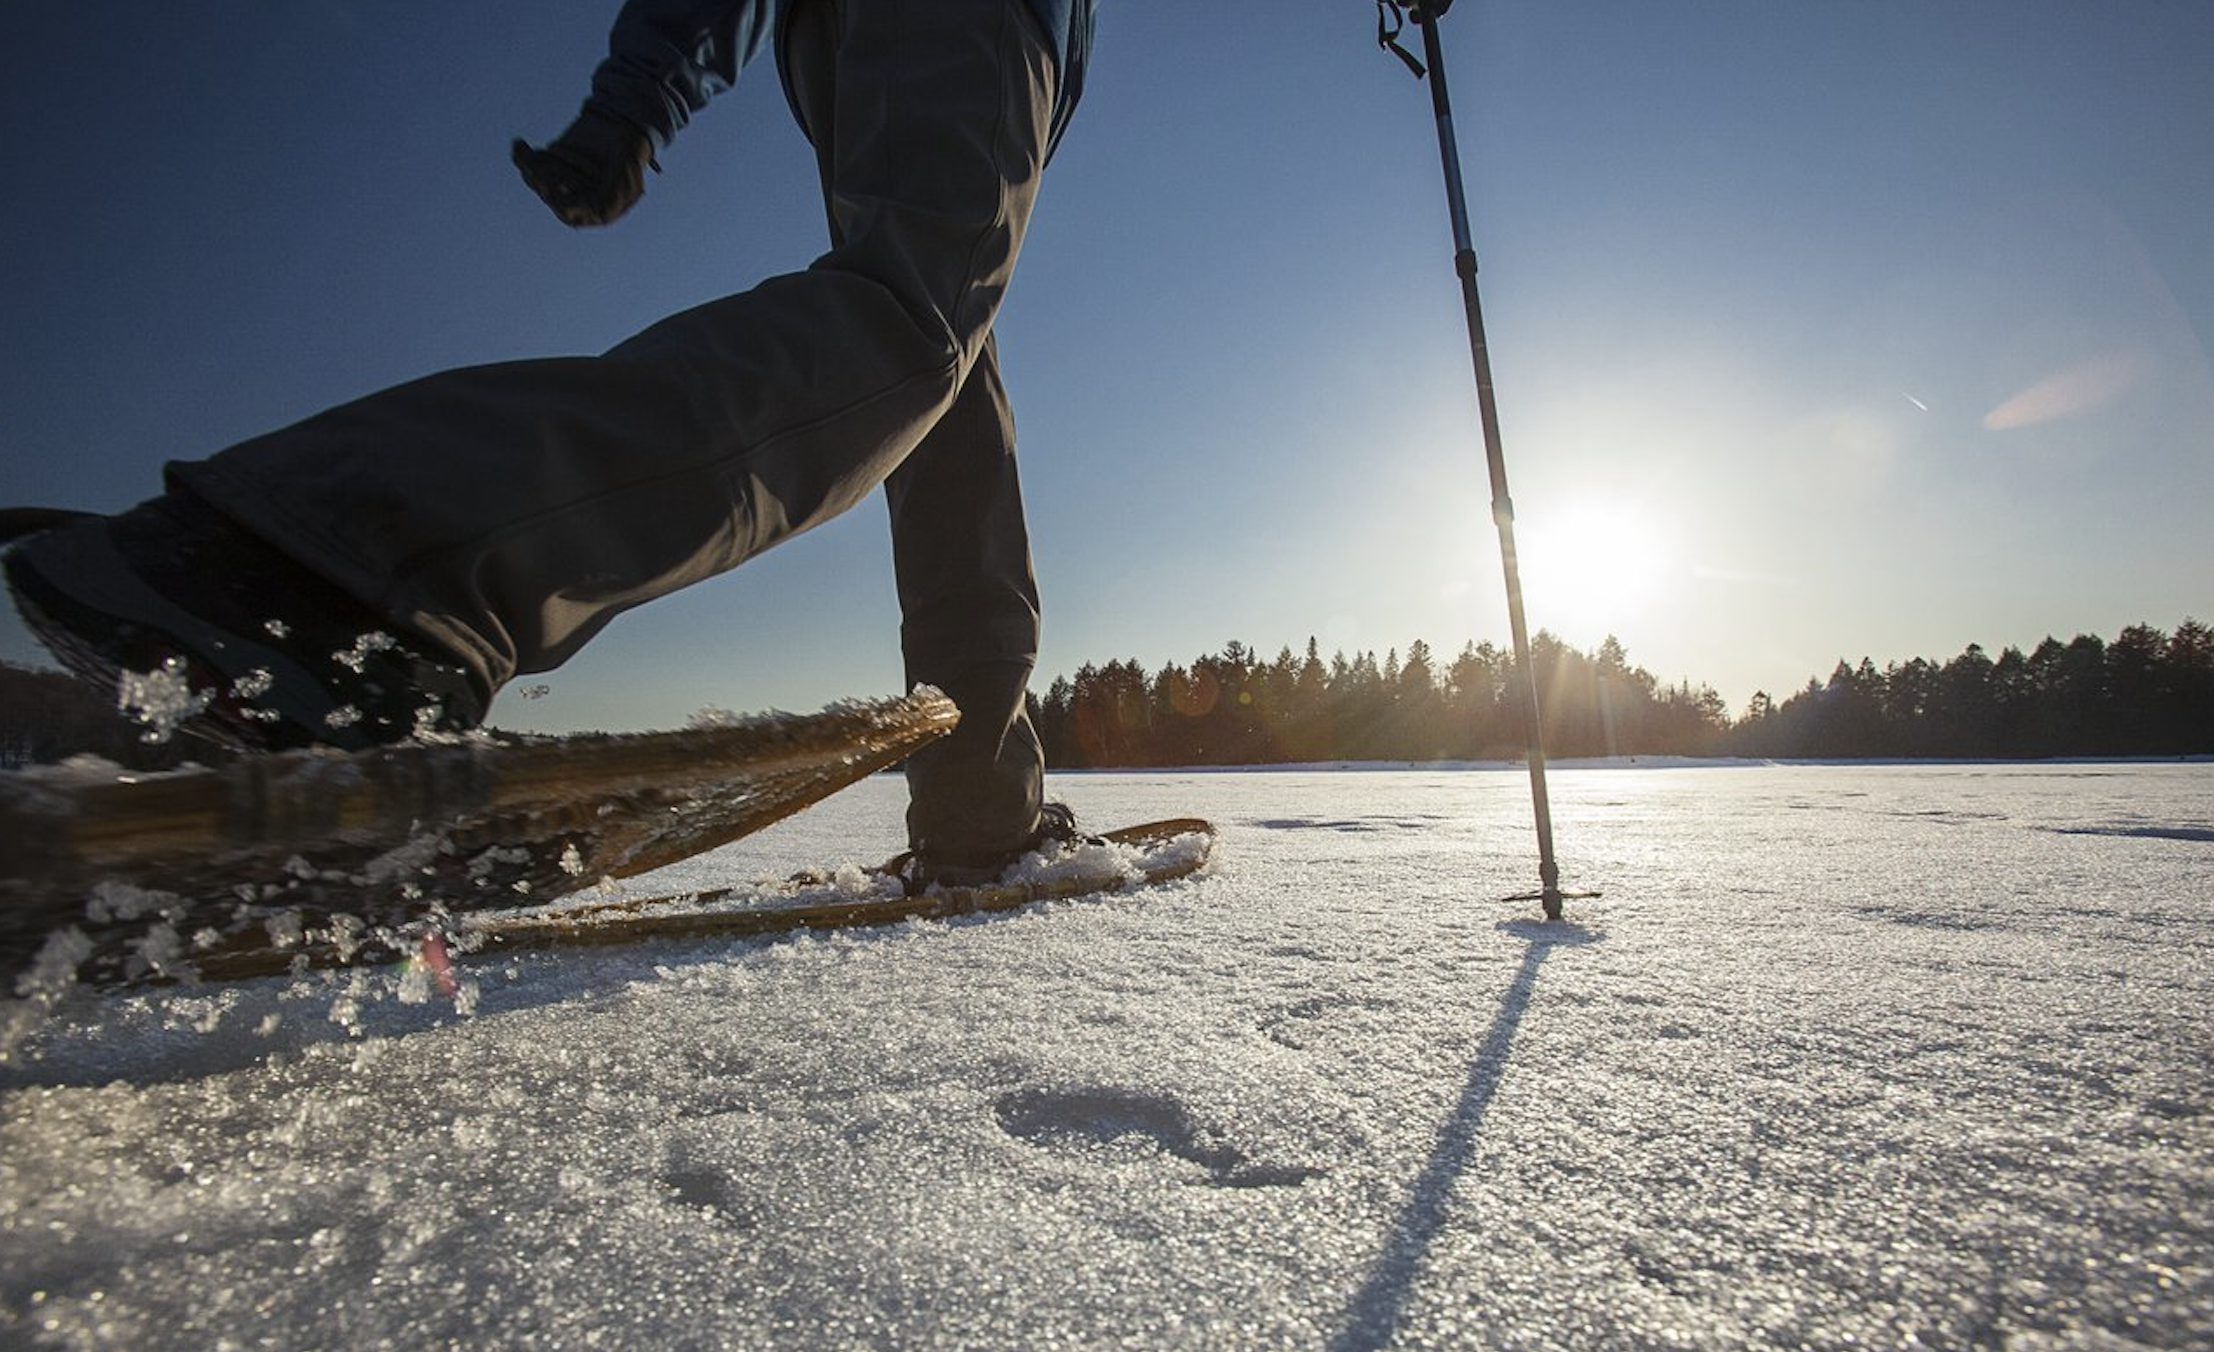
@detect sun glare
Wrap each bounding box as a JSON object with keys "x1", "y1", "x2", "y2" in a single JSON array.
[{"x1": 1504, "y1": 501, "x2": 1676, "y2": 644}]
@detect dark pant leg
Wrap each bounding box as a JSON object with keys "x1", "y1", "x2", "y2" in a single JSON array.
[
  {"x1": 786, "y1": 0, "x2": 1046, "y2": 857},
  {"x1": 888, "y1": 341, "x2": 1044, "y2": 858},
  {"x1": 171, "y1": 0, "x2": 1057, "y2": 705}
]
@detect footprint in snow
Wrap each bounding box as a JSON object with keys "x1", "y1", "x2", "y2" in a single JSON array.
[{"x1": 994, "y1": 1086, "x2": 1320, "y2": 1190}]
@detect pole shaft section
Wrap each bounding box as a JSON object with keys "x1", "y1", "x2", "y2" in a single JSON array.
[{"x1": 1419, "y1": 13, "x2": 1561, "y2": 896}]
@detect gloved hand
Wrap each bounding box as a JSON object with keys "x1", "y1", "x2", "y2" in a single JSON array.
[{"x1": 511, "y1": 103, "x2": 655, "y2": 228}]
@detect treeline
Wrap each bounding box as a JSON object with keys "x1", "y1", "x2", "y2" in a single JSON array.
[
  {"x1": 1037, "y1": 634, "x2": 1731, "y2": 767},
  {"x1": 1732, "y1": 621, "x2": 2214, "y2": 759},
  {"x1": 1035, "y1": 620, "x2": 2214, "y2": 767},
  {"x1": 6, "y1": 619, "x2": 2209, "y2": 770}
]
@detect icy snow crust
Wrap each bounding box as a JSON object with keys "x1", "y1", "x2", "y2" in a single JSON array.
[{"x1": 3, "y1": 763, "x2": 2210, "y2": 1350}]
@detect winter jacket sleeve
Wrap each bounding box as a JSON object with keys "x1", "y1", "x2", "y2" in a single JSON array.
[
  {"x1": 585, "y1": 0, "x2": 1092, "y2": 162},
  {"x1": 588, "y1": 0, "x2": 784, "y2": 150}
]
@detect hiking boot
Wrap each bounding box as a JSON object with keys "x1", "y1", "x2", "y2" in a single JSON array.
[
  {"x1": 511, "y1": 102, "x2": 656, "y2": 228},
  {"x1": 2, "y1": 494, "x2": 486, "y2": 753},
  {"x1": 898, "y1": 802, "x2": 1100, "y2": 893}
]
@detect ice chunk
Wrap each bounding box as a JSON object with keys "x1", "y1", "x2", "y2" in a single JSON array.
[
  {"x1": 331, "y1": 630, "x2": 397, "y2": 673},
  {"x1": 1, "y1": 927, "x2": 92, "y2": 1060},
  {"x1": 115, "y1": 658, "x2": 212, "y2": 744},
  {"x1": 230, "y1": 666, "x2": 276, "y2": 700},
  {"x1": 85, "y1": 880, "x2": 177, "y2": 925}
]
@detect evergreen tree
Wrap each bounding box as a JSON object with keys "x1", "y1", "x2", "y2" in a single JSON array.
[
  {"x1": 2162, "y1": 620, "x2": 2214, "y2": 751},
  {"x1": 2107, "y1": 624, "x2": 2167, "y2": 754},
  {"x1": 1932, "y1": 644, "x2": 1998, "y2": 756}
]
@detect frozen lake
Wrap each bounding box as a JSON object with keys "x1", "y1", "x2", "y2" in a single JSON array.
[{"x1": 4, "y1": 762, "x2": 2210, "y2": 1350}]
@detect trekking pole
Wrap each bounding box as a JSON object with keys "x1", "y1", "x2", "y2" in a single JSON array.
[{"x1": 1378, "y1": 1, "x2": 1598, "y2": 920}]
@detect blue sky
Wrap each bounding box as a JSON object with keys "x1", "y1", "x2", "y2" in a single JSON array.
[{"x1": 4, "y1": 2, "x2": 2209, "y2": 734}]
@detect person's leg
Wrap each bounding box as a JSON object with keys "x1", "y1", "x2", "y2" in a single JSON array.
[
  {"x1": 888, "y1": 345, "x2": 1046, "y2": 863},
  {"x1": 784, "y1": 0, "x2": 1047, "y2": 865},
  {"x1": 30, "y1": 0, "x2": 1055, "y2": 712}
]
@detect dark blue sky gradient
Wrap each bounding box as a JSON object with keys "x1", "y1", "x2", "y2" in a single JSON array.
[{"x1": 4, "y1": 2, "x2": 2210, "y2": 731}]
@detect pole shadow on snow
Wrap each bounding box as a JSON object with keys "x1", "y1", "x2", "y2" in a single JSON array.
[{"x1": 1327, "y1": 920, "x2": 1601, "y2": 1352}]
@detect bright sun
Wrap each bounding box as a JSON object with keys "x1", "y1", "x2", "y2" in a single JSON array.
[{"x1": 1501, "y1": 500, "x2": 1675, "y2": 645}]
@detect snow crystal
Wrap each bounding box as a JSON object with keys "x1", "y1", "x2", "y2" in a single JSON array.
[
  {"x1": 408, "y1": 699, "x2": 451, "y2": 741},
  {"x1": 40, "y1": 754, "x2": 134, "y2": 788},
  {"x1": 1000, "y1": 836, "x2": 1145, "y2": 889},
  {"x1": 323, "y1": 914, "x2": 367, "y2": 963},
  {"x1": 326, "y1": 969, "x2": 372, "y2": 1035},
  {"x1": 126, "y1": 922, "x2": 190, "y2": 983},
  {"x1": 114, "y1": 658, "x2": 212, "y2": 744},
  {"x1": 688, "y1": 705, "x2": 772, "y2": 730},
  {"x1": 84, "y1": 880, "x2": 177, "y2": 926},
  {"x1": 330, "y1": 630, "x2": 397, "y2": 674},
  {"x1": 230, "y1": 666, "x2": 275, "y2": 700},
  {"x1": 262, "y1": 910, "x2": 305, "y2": 950},
  {"x1": 467, "y1": 846, "x2": 532, "y2": 881},
  {"x1": 356, "y1": 828, "x2": 451, "y2": 889},
  {"x1": 395, "y1": 959, "x2": 437, "y2": 1006},
  {"x1": 0, "y1": 928, "x2": 92, "y2": 1061}
]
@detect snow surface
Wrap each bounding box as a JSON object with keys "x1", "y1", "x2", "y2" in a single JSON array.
[{"x1": 3, "y1": 762, "x2": 2210, "y2": 1351}]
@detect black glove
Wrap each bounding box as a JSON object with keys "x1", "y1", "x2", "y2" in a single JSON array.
[{"x1": 511, "y1": 103, "x2": 655, "y2": 228}]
